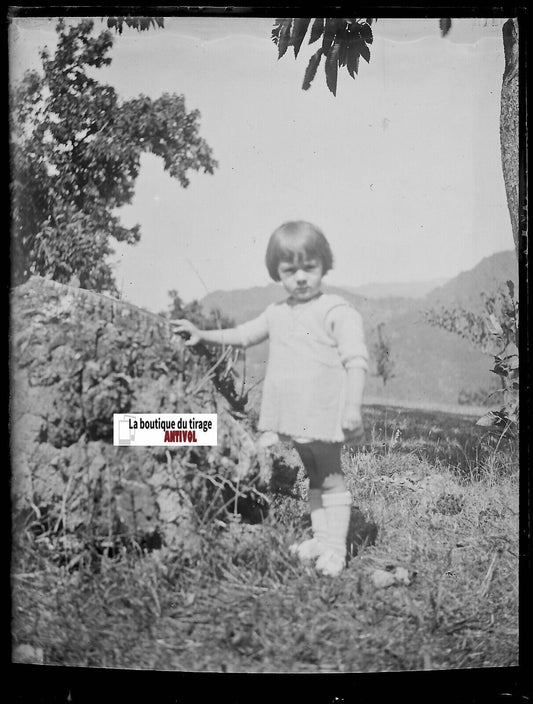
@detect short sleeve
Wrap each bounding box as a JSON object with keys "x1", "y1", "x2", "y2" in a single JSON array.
[
  {"x1": 325, "y1": 304, "x2": 369, "y2": 371},
  {"x1": 234, "y1": 310, "x2": 269, "y2": 348}
]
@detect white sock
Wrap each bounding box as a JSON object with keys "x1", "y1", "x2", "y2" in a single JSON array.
[
  {"x1": 315, "y1": 491, "x2": 352, "y2": 576},
  {"x1": 322, "y1": 491, "x2": 352, "y2": 554},
  {"x1": 310, "y1": 507, "x2": 329, "y2": 545}
]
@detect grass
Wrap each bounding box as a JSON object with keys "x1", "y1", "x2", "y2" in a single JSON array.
[
  {"x1": 11, "y1": 405, "x2": 519, "y2": 673},
  {"x1": 361, "y1": 403, "x2": 518, "y2": 476}
]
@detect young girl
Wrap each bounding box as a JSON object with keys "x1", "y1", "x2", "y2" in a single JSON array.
[{"x1": 172, "y1": 221, "x2": 368, "y2": 576}]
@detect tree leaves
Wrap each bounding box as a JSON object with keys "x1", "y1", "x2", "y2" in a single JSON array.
[
  {"x1": 302, "y1": 49, "x2": 323, "y2": 91},
  {"x1": 106, "y1": 17, "x2": 165, "y2": 34},
  {"x1": 308, "y1": 18, "x2": 324, "y2": 45},
  {"x1": 439, "y1": 18, "x2": 452, "y2": 37},
  {"x1": 290, "y1": 18, "x2": 310, "y2": 57},
  {"x1": 11, "y1": 19, "x2": 216, "y2": 292},
  {"x1": 359, "y1": 21, "x2": 373, "y2": 44},
  {"x1": 336, "y1": 24, "x2": 349, "y2": 67},
  {"x1": 272, "y1": 17, "x2": 374, "y2": 95},
  {"x1": 347, "y1": 40, "x2": 360, "y2": 78},
  {"x1": 325, "y1": 42, "x2": 340, "y2": 96},
  {"x1": 321, "y1": 18, "x2": 339, "y2": 54},
  {"x1": 272, "y1": 18, "x2": 293, "y2": 59},
  {"x1": 359, "y1": 38, "x2": 371, "y2": 64}
]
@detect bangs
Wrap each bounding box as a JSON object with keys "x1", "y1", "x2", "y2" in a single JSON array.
[{"x1": 276, "y1": 236, "x2": 320, "y2": 265}]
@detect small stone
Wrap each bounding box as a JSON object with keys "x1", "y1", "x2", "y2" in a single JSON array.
[
  {"x1": 371, "y1": 569, "x2": 396, "y2": 589},
  {"x1": 393, "y1": 566, "x2": 411, "y2": 585},
  {"x1": 13, "y1": 644, "x2": 44, "y2": 664}
]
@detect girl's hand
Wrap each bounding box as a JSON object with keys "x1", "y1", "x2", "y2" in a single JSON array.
[
  {"x1": 170, "y1": 319, "x2": 203, "y2": 346},
  {"x1": 342, "y1": 406, "x2": 365, "y2": 444}
]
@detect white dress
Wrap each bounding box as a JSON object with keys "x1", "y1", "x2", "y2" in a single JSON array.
[{"x1": 234, "y1": 293, "x2": 368, "y2": 442}]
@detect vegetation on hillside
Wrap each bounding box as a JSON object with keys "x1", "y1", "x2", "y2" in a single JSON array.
[{"x1": 426, "y1": 280, "x2": 519, "y2": 428}]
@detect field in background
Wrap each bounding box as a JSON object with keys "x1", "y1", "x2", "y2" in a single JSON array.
[
  {"x1": 360, "y1": 403, "x2": 516, "y2": 476},
  {"x1": 12, "y1": 403, "x2": 518, "y2": 672}
]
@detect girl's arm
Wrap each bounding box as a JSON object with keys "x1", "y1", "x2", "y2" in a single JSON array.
[
  {"x1": 326, "y1": 304, "x2": 368, "y2": 442},
  {"x1": 171, "y1": 320, "x2": 247, "y2": 347},
  {"x1": 345, "y1": 367, "x2": 366, "y2": 408},
  {"x1": 342, "y1": 367, "x2": 366, "y2": 443},
  {"x1": 171, "y1": 311, "x2": 269, "y2": 348}
]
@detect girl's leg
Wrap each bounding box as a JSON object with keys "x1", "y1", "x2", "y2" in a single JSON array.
[
  {"x1": 290, "y1": 444, "x2": 329, "y2": 561},
  {"x1": 308, "y1": 488, "x2": 322, "y2": 513},
  {"x1": 311, "y1": 443, "x2": 352, "y2": 577},
  {"x1": 309, "y1": 441, "x2": 345, "y2": 493}
]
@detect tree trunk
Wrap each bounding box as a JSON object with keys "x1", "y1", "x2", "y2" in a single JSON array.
[{"x1": 500, "y1": 18, "x2": 519, "y2": 259}]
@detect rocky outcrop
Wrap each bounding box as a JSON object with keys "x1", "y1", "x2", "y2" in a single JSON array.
[{"x1": 11, "y1": 277, "x2": 292, "y2": 554}]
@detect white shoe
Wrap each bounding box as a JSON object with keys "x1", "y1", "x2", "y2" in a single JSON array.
[
  {"x1": 315, "y1": 548, "x2": 346, "y2": 577},
  {"x1": 289, "y1": 537, "x2": 326, "y2": 562}
]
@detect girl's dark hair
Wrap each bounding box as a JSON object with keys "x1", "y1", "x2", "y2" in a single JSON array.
[{"x1": 265, "y1": 221, "x2": 334, "y2": 281}]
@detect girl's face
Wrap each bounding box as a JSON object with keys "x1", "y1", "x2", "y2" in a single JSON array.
[{"x1": 277, "y1": 255, "x2": 324, "y2": 302}]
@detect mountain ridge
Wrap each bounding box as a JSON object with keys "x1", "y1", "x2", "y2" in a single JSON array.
[{"x1": 341, "y1": 277, "x2": 450, "y2": 300}]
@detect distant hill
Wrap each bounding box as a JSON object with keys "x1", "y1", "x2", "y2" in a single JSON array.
[
  {"x1": 342, "y1": 278, "x2": 449, "y2": 299},
  {"x1": 201, "y1": 284, "x2": 285, "y2": 326},
  {"x1": 200, "y1": 251, "x2": 517, "y2": 410},
  {"x1": 425, "y1": 250, "x2": 517, "y2": 312}
]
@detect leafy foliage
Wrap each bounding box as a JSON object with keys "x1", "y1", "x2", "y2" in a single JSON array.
[
  {"x1": 12, "y1": 275, "x2": 270, "y2": 566},
  {"x1": 105, "y1": 16, "x2": 165, "y2": 34},
  {"x1": 165, "y1": 289, "x2": 248, "y2": 411},
  {"x1": 272, "y1": 18, "x2": 375, "y2": 96},
  {"x1": 11, "y1": 19, "x2": 217, "y2": 293},
  {"x1": 439, "y1": 18, "x2": 452, "y2": 37},
  {"x1": 425, "y1": 282, "x2": 518, "y2": 428},
  {"x1": 166, "y1": 289, "x2": 234, "y2": 332}
]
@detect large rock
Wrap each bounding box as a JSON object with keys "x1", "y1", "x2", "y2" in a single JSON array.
[{"x1": 11, "y1": 277, "x2": 289, "y2": 554}]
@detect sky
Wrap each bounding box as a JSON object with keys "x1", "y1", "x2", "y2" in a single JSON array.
[{"x1": 9, "y1": 16, "x2": 514, "y2": 313}]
